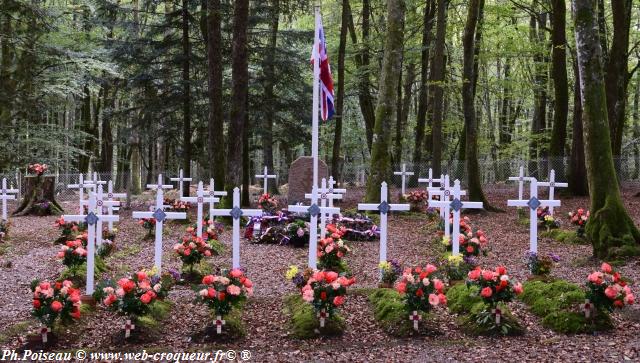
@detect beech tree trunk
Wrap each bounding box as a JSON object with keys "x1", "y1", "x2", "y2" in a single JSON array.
[
  {"x1": 549, "y1": 0, "x2": 568, "y2": 180},
  {"x1": 365, "y1": 0, "x2": 405, "y2": 202},
  {"x1": 573, "y1": 0, "x2": 640, "y2": 258},
  {"x1": 332, "y1": 0, "x2": 349, "y2": 181},
  {"x1": 569, "y1": 57, "x2": 588, "y2": 196},
  {"x1": 207, "y1": 0, "x2": 225, "y2": 186},
  {"x1": 181, "y1": 0, "x2": 192, "y2": 198},
  {"x1": 428, "y1": 0, "x2": 448, "y2": 177}
]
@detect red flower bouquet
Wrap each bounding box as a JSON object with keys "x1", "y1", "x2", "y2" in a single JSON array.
[
  {"x1": 28, "y1": 163, "x2": 48, "y2": 176},
  {"x1": 195, "y1": 269, "x2": 253, "y2": 318},
  {"x1": 258, "y1": 193, "x2": 278, "y2": 215},
  {"x1": 466, "y1": 266, "x2": 523, "y2": 308},
  {"x1": 317, "y1": 224, "x2": 351, "y2": 273},
  {"x1": 54, "y1": 217, "x2": 86, "y2": 244},
  {"x1": 568, "y1": 208, "x2": 589, "y2": 238},
  {"x1": 138, "y1": 218, "x2": 156, "y2": 238},
  {"x1": 96, "y1": 270, "x2": 170, "y2": 319},
  {"x1": 173, "y1": 234, "x2": 217, "y2": 273},
  {"x1": 405, "y1": 190, "x2": 428, "y2": 212},
  {"x1": 56, "y1": 239, "x2": 87, "y2": 267},
  {"x1": 586, "y1": 263, "x2": 634, "y2": 314},
  {"x1": 396, "y1": 265, "x2": 447, "y2": 313},
  {"x1": 31, "y1": 280, "x2": 82, "y2": 327},
  {"x1": 300, "y1": 270, "x2": 355, "y2": 325}
]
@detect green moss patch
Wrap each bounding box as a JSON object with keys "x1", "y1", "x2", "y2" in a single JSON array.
[
  {"x1": 283, "y1": 294, "x2": 345, "y2": 339},
  {"x1": 541, "y1": 229, "x2": 587, "y2": 245},
  {"x1": 520, "y1": 280, "x2": 612, "y2": 334},
  {"x1": 446, "y1": 284, "x2": 482, "y2": 314},
  {"x1": 367, "y1": 288, "x2": 439, "y2": 337},
  {"x1": 59, "y1": 257, "x2": 108, "y2": 287},
  {"x1": 190, "y1": 301, "x2": 246, "y2": 342}
]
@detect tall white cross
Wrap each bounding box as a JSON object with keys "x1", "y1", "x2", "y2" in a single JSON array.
[
  {"x1": 426, "y1": 174, "x2": 447, "y2": 220},
  {"x1": 88, "y1": 172, "x2": 107, "y2": 186},
  {"x1": 446, "y1": 180, "x2": 483, "y2": 255},
  {"x1": 507, "y1": 178, "x2": 561, "y2": 253},
  {"x1": 393, "y1": 163, "x2": 414, "y2": 195},
  {"x1": 255, "y1": 166, "x2": 277, "y2": 195},
  {"x1": 170, "y1": 169, "x2": 192, "y2": 197},
  {"x1": 81, "y1": 185, "x2": 120, "y2": 247},
  {"x1": 210, "y1": 187, "x2": 262, "y2": 269},
  {"x1": 62, "y1": 191, "x2": 118, "y2": 295},
  {"x1": 538, "y1": 169, "x2": 568, "y2": 216},
  {"x1": 289, "y1": 185, "x2": 340, "y2": 269},
  {"x1": 132, "y1": 175, "x2": 186, "y2": 271},
  {"x1": 428, "y1": 175, "x2": 466, "y2": 229},
  {"x1": 181, "y1": 181, "x2": 219, "y2": 238},
  {"x1": 508, "y1": 166, "x2": 533, "y2": 200},
  {"x1": 67, "y1": 174, "x2": 97, "y2": 215},
  {"x1": 418, "y1": 168, "x2": 443, "y2": 189},
  {"x1": 105, "y1": 180, "x2": 126, "y2": 232},
  {"x1": 0, "y1": 178, "x2": 18, "y2": 221},
  {"x1": 207, "y1": 178, "x2": 227, "y2": 224},
  {"x1": 305, "y1": 178, "x2": 343, "y2": 238},
  {"x1": 358, "y1": 182, "x2": 410, "y2": 266}
]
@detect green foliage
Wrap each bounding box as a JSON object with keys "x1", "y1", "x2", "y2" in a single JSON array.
[
  {"x1": 541, "y1": 229, "x2": 587, "y2": 245},
  {"x1": 459, "y1": 303, "x2": 524, "y2": 336},
  {"x1": 446, "y1": 283, "x2": 482, "y2": 314},
  {"x1": 520, "y1": 280, "x2": 612, "y2": 334},
  {"x1": 60, "y1": 257, "x2": 108, "y2": 286},
  {"x1": 367, "y1": 288, "x2": 431, "y2": 337},
  {"x1": 283, "y1": 294, "x2": 345, "y2": 339}
]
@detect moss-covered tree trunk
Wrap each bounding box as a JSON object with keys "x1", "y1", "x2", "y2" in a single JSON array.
[
  {"x1": 365, "y1": 0, "x2": 405, "y2": 202},
  {"x1": 13, "y1": 176, "x2": 63, "y2": 216},
  {"x1": 573, "y1": 0, "x2": 640, "y2": 258},
  {"x1": 461, "y1": 0, "x2": 496, "y2": 211}
]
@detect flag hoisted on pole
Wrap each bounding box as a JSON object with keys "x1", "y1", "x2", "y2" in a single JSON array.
[{"x1": 311, "y1": 7, "x2": 334, "y2": 123}]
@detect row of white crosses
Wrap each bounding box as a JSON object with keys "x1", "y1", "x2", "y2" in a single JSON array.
[
  {"x1": 508, "y1": 166, "x2": 567, "y2": 216},
  {"x1": 255, "y1": 166, "x2": 277, "y2": 195},
  {"x1": 0, "y1": 178, "x2": 19, "y2": 221},
  {"x1": 62, "y1": 186, "x2": 119, "y2": 296}
]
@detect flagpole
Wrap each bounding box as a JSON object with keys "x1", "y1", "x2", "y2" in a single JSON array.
[{"x1": 312, "y1": 5, "x2": 320, "y2": 192}]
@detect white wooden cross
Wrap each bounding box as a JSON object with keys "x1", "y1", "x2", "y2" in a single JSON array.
[
  {"x1": 418, "y1": 168, "x2": 443, "y2": 189},
  {"x1": 508, "y1": 166, "x2": 533, "y2": 200},
  {"x1": 170, "y1": 169, "x2": 192, "y2": 197},
  {"x1": 289, "y1": 185, "x2": 340, "y2": 269},
  {"x1": 327, "y1": 176, "x2": 347, "y2": 208},
  {"x1": 81, "y1": 185, "x2": 120, "y2": 247},
  {"x1": 207, "y1": 178, "x2": 227, "y2": 224},
  {"x1": 582, "y1": 299, "x2": 592, "y2": 318},
  {"x1": 393, "y1": 163, "x2": 414, "y2": 195},
  {"x1": 305, "y1": 178, "x2": 343, "y2": 238},
  {"x1": 445, "y1": 180, "x2": 483, "y2": 256},
  {"x1": 124, "y1": 319, "x2": 135, "y2": 338},
  {"x1": 409, "y1": 310, "x2": 421, "y2": 331},
  {"x1": 181, "y1": 181, "x2": 218, "y2": 238},
  {"x1": 318, "y1": 309, "x2": 328, "y2": 328},
  {"x1": 132, "y1": 175, "x2": 186, "y2": 271},
  {"x1": 507, "y1": 178, "x2": 561, "y2": 253},
  {"x1": 215, "y1": 315, "x2": 225, "y2": 334},
  {"x1": 426, "y1": 174, "x2": 448, "y2": 220},
  {"x1": 61, "y1": 191, "x2": 119, "y2": 295},
  {"x1": 40, "y1": 327, "x2": 51, "y2": 343},
  {"x1": 210, "y1": 187, "x2": 262, "y2": 269},
  {"x1": 428, "y1": 176, "x2": 467, "y2": 238},
  {"x1": 67, "y1": 174, "x2": 96, "y2": 215},
  {"x1": 537, "y1": 169, "x2": 568, "y2": 216},
  {"x1": 0, "y1": 178, "x2": 18, "y2": 221},
  {"x1": 492, "y1": 307, "x2": 502, "y2": 325},
  {"x1": 358, "y1": 182, "x2": 410, "y2": 265},
  {"x1": 88, "y1": 172, "x2": 107, "y2": 186},
  {"x1": 255, "y1": 166, "x2": 277, "y2": 195},
  {"x1": 106, "y1": 180, "x2": 127, "y2": 232}
]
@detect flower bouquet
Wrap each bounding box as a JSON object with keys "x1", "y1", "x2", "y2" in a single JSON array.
[
  {"x1": 285, "y1": 219, "x2": 309, "y2": 248},
  {"x1": 317, "y1": 225, "x2": 351, "y2": 273},
  {"x1": 584, "y1": 263, "x2": 634, "y2": 319},
  {"x1": 537, "y1": 207, "x2": 559, "y2": 230},
  {"x1": 441, "y1": 254, "x2": 473, "y2": 282},
  {"x1": 31, "y1": 280, "x2": 81, "y2": 345},
  {"x1": 54, "y1": 217, "x2": 86, "y2": 244},
  {"x1": 466, "y1": 266, "x2": 523, "y2": 332},
  {"x1": 405, "y1": 190, "x2": 428, "y2": 212},
  {"x1": 28, "y1": 163, "x2": 48, "y2": 176},
  {"x1": 525, "y1": 251, "x2": 560, "y2": 277},
  {"x1": 194, "y1": 269, "x2": 253, "y2": 336},
  {"x1": 257, "y1": 193, "x2": 278, "y2": 215},
  {"x1": 568, "y1": 208, "x2": 589, "y2": 238},
  {"x1": 396, "y1": 265, "x2": 447, "y2": 331},
  {"x1": 379, "y1": 260, "x2": 402, "y2": 288},
  {"x1": 138, "y1": 218, "x2": 156, "y2": 239},
  {"x1": 296, "y1": 269, "x2": 355, "y2": 328},
  {"x1": 173, "y1": 234, "x2": 218, "y2": 279},
  {"x1": 57, "y1": 239, "x2": 87, "y2": 268}
]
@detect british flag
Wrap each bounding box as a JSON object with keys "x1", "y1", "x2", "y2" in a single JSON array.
[{"x1": 311, "y1": 15, "x2": 335, "y2": 121}]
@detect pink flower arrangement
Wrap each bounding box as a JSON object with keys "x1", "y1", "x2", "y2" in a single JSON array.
[
  {"x1": 317, "y1": 224, "x2": 351, "y2": 272},
  {"x1": 96, "y1": 270, "x2": 169, "y2": 319},
  {"x1": 396, "y1": 264, "x2": 447, "y2": 313},
  {"x1": 568, "y1": 208, "x2": 589, "y2": 237},
  {"x1": 31, "y1": 280, "x2": 81, "y2": 327},
  {"x1": 28, "y1": 163, "x2": 48, "y2": 176},
  {"x1": 467, "y1": 266, "x2": 523, "y2": 308},
  {"x1": 173, "y1": 234, "x2": 217, "y2": 271},
  {"x1": 57, "y1": 239, "x2": 88, "y2": 267},
  {"x1": 195, "y1": 269, "x2": 253, "y2": 316},
  {"x1": 585, "y1": 263, "x2": 634, "y2": 313},
  {"x1": 296, "y1": 269, "x2": 355, "y2": 319}
]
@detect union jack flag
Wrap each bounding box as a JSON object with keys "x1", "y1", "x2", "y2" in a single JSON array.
[{"x1": 311, "y1": 15, "x2": 335, "y2": 121}]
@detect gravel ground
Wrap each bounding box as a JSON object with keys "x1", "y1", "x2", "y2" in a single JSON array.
[{"x1": 0, "y1": 186, "x2": 639, "y2": 362}]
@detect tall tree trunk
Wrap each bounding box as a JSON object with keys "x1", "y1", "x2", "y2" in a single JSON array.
[
  {"x1": 462, "y1": 0, "x2": 495, "y2": 211},
  {"x1": 365, "y1": 0, "x2": 405, "y2": 202},
  {"x1": 225, "y1": 0, "x2": 249, "y2": 199},
  {"x1": 207, "y1": 0, "x2": 225, "y2": 186},
  {"x1": 0, "y1": 9, "x2": 14, "y2": 130},
  {"x1": 549, "y1": 0, "x2": 569, "y2": 180},
  {"x1": 569, "y1": 56, "x2": 588, "y2": 195},
  {"x1": 242, "y1": 93, "x2": 250, "y2": 206},
  {"x1": 395, "y1": 62, "x2": 414, "y2": 164},
  {"x1": 332, "y1": 0, "x2": 349, "y2": 181},
  {"x1": 429, "y1": 0, "x2": 447, "y2": 176},
  {"x1": 529, "y1": 9, "x2": 548, "y2": 176},
  {"x1": 181, "y1": 0, "x2": 192, "y2": 197},
  {"x1": 605, "y1": 0, "x2": 632, "y2": 157},
  {"x1": 412, "y1": 1, "x2": 435, "y2": 169},
  {"x1": 633, "y1": 80, "x2": 640, "y2": 179},
  {"x1": 346, "y1": 0, "x2": 375, "y2": 152},
  {"x1": 78, "y1": 86, "x2": 93, "y2": 173},
  {"x1": 573, "y1": 0, "x2": 640, "y2": 258},
  {"x1": 100, "y1": 86, "x2": 114, "y2": 173},
  {"x1": 262, "y1": 0, "x2": 279, "y2": 193}
]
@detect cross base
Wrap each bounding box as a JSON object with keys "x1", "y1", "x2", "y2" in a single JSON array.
[
  {"x1": 215, "y1": 315, "x2": 226, "y2": 334},
  {"x1": 124, "y1": 320, "x2": 135, "y2": 338},
  {"x1": 491, "y1": 308, "x2": 502, "y2": 325}
]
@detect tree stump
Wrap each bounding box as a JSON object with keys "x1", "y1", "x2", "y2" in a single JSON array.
[{"x1": 13, "y1": 175, "x2": 64, "y2": 216}]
